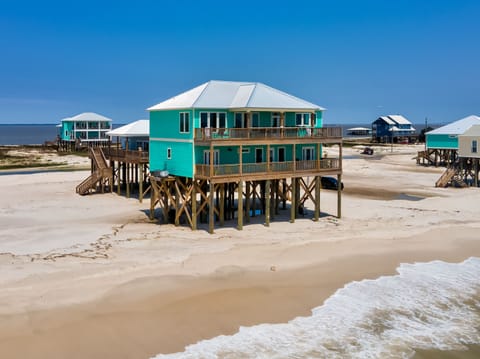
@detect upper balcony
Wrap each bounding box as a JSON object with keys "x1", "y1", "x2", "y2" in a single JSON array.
[{"x1": 194, "y1": 126, "x2": 342, "y2": 145}]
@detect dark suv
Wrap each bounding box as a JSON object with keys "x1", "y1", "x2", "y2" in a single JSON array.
[{"x1": 321, "y1": 176, "x2": 344, "y2": 190}]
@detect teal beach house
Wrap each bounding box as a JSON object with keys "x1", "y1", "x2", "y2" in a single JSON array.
[
  {"x1": 57, "y1": 112, "x2": 112, "y2": 150},
  {"x1": 147, "y1": 80, "x2": 343, "y2": 232}
]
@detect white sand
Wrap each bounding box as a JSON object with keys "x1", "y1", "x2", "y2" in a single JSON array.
[{"x1": 0, "y1": 144, "x2": 479, "y2": 358}]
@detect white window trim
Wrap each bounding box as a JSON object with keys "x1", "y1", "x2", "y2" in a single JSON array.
[
  {"x1": 271, "y1": 112, "x2": 281, "y2": 127},
  {"x1": 296, "y1": 113, "x2": 312, "y2": 127},
  {"x1": 179, "y1": 112, "x2": 190, "y2": 133}
]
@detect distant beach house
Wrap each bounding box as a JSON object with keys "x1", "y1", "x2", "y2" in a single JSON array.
[
  {"x1": 346, "y1": 127, "x2": 371, "y2": 136},
  {"x1": 426, "y1": 115, "x2": 480, "y2": 151},
  {"x1": 371, "y1": 115, "x2": 416, "y2": 143},
  {"x1": 458, "y1": 124, "x2": 480, "y2": 159},
  {"x1": 107, "y1": 119, "x2": 149, "y2": 151},
  {"x1": 58, "y1": 112, "x2": 112, "y2": 150},
  {"x1": 147, "y1": 80, "x2": 343, "y2": 232}
]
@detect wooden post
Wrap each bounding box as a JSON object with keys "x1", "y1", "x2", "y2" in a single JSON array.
[
  {"x1": 245, "y1": 181, "x2": 251, "y2": 223},
  {"x1": 209, "y1": 182, "x2": 214, "y2": 234},
  {"x1": 314, "y1": 175, "x2": 320, "y2": 221},
  {"x1": 282, "y1": 178, "x2": 287, "y2": 209},
  {"x1": 265, "y1": 179, "x2": 271, "y2": 226},
  {"x1": 126, "y1": 163, "x2": 130, "y2": 198},
  {"x1": 192, "y1": 181, "x2": 197, "y2": 230},
  {"x1": 111, "y1": 160, "x2": 115, "y2": 193},
  {"x1": 252, "y1": 181, "x2": 257, "y2": 217},
  {"x1": 237, "y1": 180, "x2": 243, "y2": 230},
  {"x1": 139, "y1": 163, "x2": 144, "y2": 203},
  {"x1": 175, "y1": 180, "x2": 181, "y2": 226},
  {"x1": 295, "y1": 177, "x2": 301, "y2": 218},
  {"x1": 219, "y1": 183, "x2": 225, "y2": 226},
  {"x1": 337, "y1": 174, "x2": 342, "y2": 218},
  {"x1": 290, "y1": 178, "x2": 296, "y2": 223},
  {"x1": 475, "y1": 159, "x2": 479, "y2": 187}
]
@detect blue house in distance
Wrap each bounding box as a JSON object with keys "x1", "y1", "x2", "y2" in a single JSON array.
[{"x1": 372, "y1": 115, "x2": 416, "y2": 143}]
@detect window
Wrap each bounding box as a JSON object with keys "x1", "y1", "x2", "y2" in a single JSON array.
[
  {"x1": 278, "y1": 147, "x2": 285, "y2": 162},
  {"x1": 167, "y1": 148, "x2": 172, "y2": 159},
  {"x1": 272, "y1": 112, "x2": 280, "y2": 127},
  {"x1": 235, "y1": 113, "x2": 247, "y2": 128},
  {"x1": 242, "y1": 148, "x2": 250, "y2": 153},
  {"x1": 179, "y1": 112, "x2": 190, "y2": 133},
  {"x1": 302, "y1": 147, "x2": 315, "y2": 161},
  {"x1": 199, "y1": 112, "x2": 226, "y2": 128},
  {"x1": 472, "y1": 140, "x2": 478, "y2": 153},
  {"x1": 252, "y1": 112, "x2": 260, "y2": 127},
  {"x1": 203, "y1": 150, "x2": 219, "y2": 165},
  {"x1": 296, "y1": 113, "x2": 311, "y2": 126}
]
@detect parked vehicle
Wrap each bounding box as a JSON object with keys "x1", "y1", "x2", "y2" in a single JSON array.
[
  {"x1": 321, "y1": 176, "x2": 344, "y2": 190},
  {"x1": 361, "y1": 147, "x2": 374, "y2": 155}
]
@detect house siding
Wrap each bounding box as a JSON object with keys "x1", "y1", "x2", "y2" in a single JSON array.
[
  {"x1": 426, "y1": 134, "x2": 458, "y2": 149},
  {"x1": 459, "y1": 136, "x2": 480, "y2": 158}
]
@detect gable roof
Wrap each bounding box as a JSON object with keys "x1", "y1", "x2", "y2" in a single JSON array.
[
  {"x1": 147, "y1": 80, "x2": 324, "y2": 111},
  {"x1": 376, "y1": 115, "x2": 413, "y2": 126},
  {"x1": 107, "y1": 119, "x2": 149, "y2": 137},
  {"x1": 459, "y1": 124, "x2": 480, "y2": 137},
  {"x1": 427, "y1": 115, "x2": 480, "y2": 135},
  {"x1": 61, "y1": 112, "x2": 112, "y2": 123}
]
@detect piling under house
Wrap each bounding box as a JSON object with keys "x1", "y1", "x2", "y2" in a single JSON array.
[{"x1": 147, "y1": 80, "x2": 343, "y2": 233}]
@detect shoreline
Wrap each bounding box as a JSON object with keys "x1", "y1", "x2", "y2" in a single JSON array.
[{"x1": 0, "y1": 234, "x2": 478, "y2": 358}]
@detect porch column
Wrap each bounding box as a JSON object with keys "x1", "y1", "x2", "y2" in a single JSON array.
[
  {"x1": 139, "y1": 163, "x2": 144, "y2": 203},
  {"x1": 219, "y1": 183, "x2": 225, "y2": 226},
  {"x1": 210, "y1": 143, "x2": 214, "y2": 178},
  {"x1": 245, "y1": 181, "x2": 251, "y2": 223}
]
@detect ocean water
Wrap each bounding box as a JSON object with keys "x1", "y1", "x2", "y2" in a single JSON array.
[
  {"x1": 153, "y1": 258, "x2": 480, "y2": 359},
  {"x1": 0, "y1": 124, "x2": 58, "y2": 145}
]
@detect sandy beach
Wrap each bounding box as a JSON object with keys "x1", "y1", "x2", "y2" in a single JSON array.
[{"x1": 0, "y1": 144, "x2": 479, "y2": 358}]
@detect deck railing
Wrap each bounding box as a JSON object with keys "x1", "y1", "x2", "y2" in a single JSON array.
[
  {"x1": 194, "y1": 127, "x2": 342, "y2": 141},
  {"x1": 195, "y1": 158, "x2": 339, "y2": 178},
  {"x1": 103, "y1": 147, "x2": 149, "y2": 162}
]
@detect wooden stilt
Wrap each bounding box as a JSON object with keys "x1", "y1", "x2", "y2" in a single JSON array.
[
  {"x1": 295, "y1": 177, "x2": 300, "y2": 218},
  {"x1": 337, "y1": 174, "x2": 342, "y2": 218},
  {"x1": 265, "y1": 179, "x2": 271, "y2": 227},
  {"x1": 209, "y1": 182, "x2": 214, "y2": 234},
  {"x1": 219, "y1": 183, "x2": 225, "y2": 226},
  {"x1": 126, "y1": 163, "x2": 130, "y2": 198},
  {"x1": 237, "y1": 180, "x2": 243, "y2": 230},
  {"x1": 245, "y1": 181, "x2": 251, "y2": 223},
  {"x1": 314, "y1": 175, "x2": 320, "y2": 221},
  {"x1": 139, "y1": 163, "x2": 144, "y2": 202},
  {"x1": 290, "y1": 178, "x2": 296, "y2": 223},
  {"x1": 192, "y1": 181, "x2": 197, "y2": 230}
]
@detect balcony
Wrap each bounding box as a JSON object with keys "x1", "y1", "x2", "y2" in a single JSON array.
[
  {"x1": 195, "y1": 158, "x2": 340, "y2": 181},
  {"x1": 194, "y1": 127, "x2": 342, "y2": 143},
  {"x1": 103, "y1": 147, "x2": 149, "y2": 163}
]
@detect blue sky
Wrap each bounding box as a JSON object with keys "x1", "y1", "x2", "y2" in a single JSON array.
[{"x1": 0, "y1": 0, "x2": 479, "y2": 124}]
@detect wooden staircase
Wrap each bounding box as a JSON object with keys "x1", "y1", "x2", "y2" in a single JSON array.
[
  {"x1": 435, "y1": 168, "x2": 456, "y2": 187},
  {"x1": 76, "y1": 147, "x2": 112, "y2": 195}
]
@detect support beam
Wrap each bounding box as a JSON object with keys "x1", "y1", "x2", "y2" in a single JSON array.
[
  {"x1": 314, "y1": 175, "x2": 320, "y2": 221},
  {"x1": 139, "y1": 163, "x2": 144, "y2": 203},
  {"x1": 209, "y1": 182, "x2": 215, "y2": 234},
  {"x1": 265, "y1": 179, "x2": 271, "y2": 226},
  {"x1": 245, "y1": 181, "x2": 251, "y2": 223},
  {"x1": 192, "y1": 182, "x2": 197, "y2": 230},
  {"x1": 237, "y1": 180, "x2": 243, "y2": 230},
  {"x1": 290, "y1": 178, "x2": 296, "y2": 223},
  {"x1": 219, "y1": 183, "x2": 225, "y2": 226},
  {"x1": 337, "y1": 174, "x2": 342, "y2": 219}
]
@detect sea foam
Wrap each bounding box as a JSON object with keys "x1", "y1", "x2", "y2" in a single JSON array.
[{"x1": 153, "y1": 257, "x2": 480, "y2": 359}]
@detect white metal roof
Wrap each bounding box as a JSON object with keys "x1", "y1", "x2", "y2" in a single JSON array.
[
  {"x1": 107, "y1": 119, "x2": 149, "y2": 137},
  {"x1": 347, "y1": 127, "x2": 371, "y2": 131},
  {"x1": 378, "y1": 116, "x2": 396, "y2": 125},
  {"x1": 459, "y1": 124, "x2": 480, "y2": 137},
  {"x1": 148, "y1": 80, "x2": 324, "y2": 111},
  {"x1": 388, "y1": 115, "x2": 412, "y2": 125},
  {"x1": 61, "y1": 112, "x2": 112, "y2": 123},
  {"x1": 427, "y1": 115, "x2": 480, "y2": 135}
]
